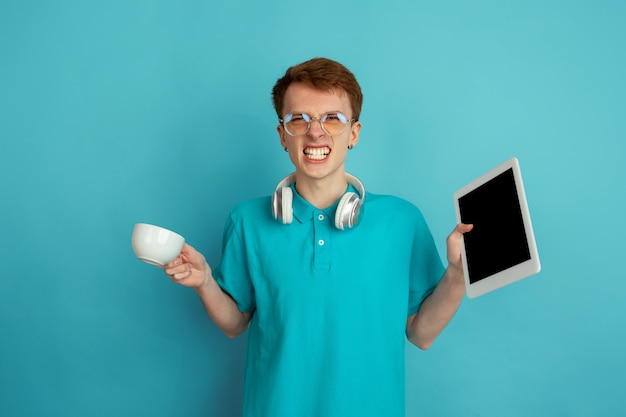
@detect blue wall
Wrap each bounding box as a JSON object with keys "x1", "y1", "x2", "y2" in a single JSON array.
[{"x1": 1, "y1": 1, "x2": 624, "y2": 416}]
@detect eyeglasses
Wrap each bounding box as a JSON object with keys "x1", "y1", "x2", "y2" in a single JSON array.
[{"x1": 279, "y1": 112, "x2": 355, "y2": 136}]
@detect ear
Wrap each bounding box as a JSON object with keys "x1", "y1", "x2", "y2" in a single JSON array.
[
  {"x1": 277, "y1": 124, "x2": 288, "y2": 149},
  {"x1": 349, "y1": 121, "x2": 361, "y2": 148}
]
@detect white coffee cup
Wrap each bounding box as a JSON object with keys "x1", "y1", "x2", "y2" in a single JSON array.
[{"x1": 131, "y1": 223, "x2": 185, "y2": 266}]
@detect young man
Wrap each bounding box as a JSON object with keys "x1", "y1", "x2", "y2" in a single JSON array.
[{"x1": 164, "y1": 57, "x2": 472, "y2": 417}]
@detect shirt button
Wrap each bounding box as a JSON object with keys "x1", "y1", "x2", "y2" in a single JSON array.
[
  {"x1": 318, "y1": 214, "x2": 325, "y2": 221},
  {"x1": 318, "y1": 239, "x2": 325, "y2": 246}
]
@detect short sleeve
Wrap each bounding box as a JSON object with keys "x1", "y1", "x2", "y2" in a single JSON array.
[
  {"x1": 407, "y1": 209, "x2": 445, "y2": 316},
  {"x1": 212, "y1": 213, "x2": 256, "y2": 313}
]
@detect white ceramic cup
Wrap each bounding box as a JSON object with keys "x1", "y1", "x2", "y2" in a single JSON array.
[{"x1": 131, "y1": 223, "x2": 185, "y2": 266}]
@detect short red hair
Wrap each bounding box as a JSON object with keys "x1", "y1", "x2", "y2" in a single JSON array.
[{"x1": 271, "y1": 57, "x2": 363, "y2": 121}]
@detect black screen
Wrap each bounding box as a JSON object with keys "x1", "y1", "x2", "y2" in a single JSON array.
[{"x1": 458, "y1": 168, "x2": 531, "y2": 284}]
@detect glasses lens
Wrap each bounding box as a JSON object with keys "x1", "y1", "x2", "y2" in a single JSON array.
[
  {"x1": 321, "y1": 112, "x2": 349, "y2": 135},
  {"x1": 283, "y1": 113, "x2": 310, "y2": 136}
]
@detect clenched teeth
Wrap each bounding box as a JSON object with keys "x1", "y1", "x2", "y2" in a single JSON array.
[{"x1": 304, "y1": 147, "x2": 330, "y2": 160}]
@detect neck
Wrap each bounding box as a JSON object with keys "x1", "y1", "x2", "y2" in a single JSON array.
[{"x1": 294, "y1": 171, "x2": 348, "y2": 209}]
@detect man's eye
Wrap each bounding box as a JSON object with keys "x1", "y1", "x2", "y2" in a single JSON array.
[
  {"x1": 324, "y1": 113, "x2": 346, "y2": 123},
  {"x1": 290, "y1": 114, "x2": 307, "y2": 123}
]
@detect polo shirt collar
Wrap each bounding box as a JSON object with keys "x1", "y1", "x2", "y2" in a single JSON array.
[{"x1": 290, "y1": 183, "x2": 357, "y2": 224}]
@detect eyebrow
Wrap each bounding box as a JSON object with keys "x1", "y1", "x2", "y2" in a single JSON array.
[{"x1": 286, "y1": 110, "x2": 345, "y2": 116}]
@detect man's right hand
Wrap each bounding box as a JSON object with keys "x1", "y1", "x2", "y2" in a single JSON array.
[{"x1": 163, "y1": 243, "x2": 211, "y2": 289}]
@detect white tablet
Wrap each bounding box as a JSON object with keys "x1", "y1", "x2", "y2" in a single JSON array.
[{"x1": 453, "y1": 157, "x2": 541, "y2": 298}]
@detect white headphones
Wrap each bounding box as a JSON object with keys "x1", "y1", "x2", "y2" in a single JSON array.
[{"x1": 272, "y1": 173, "x2": 366, "y2": 230}]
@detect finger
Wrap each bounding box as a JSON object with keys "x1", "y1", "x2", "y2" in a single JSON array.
[
  {"x1": 447, "y1": 223, "x2": 473, "y2": 246},
  {"x1": 455, "y1": 223, "x2": 474, "y2": 234},
  {"x1": 170, "y1": 264, "x2": 192, "y2": 281},
  {"x1": 163, "y1": 256, "x2": 182, "y2": 270},
  {"x1": 180, "y1": 243, "x2": 196, "y2": 258},
  {"x1": 172, "y1": 270, "x2": 192, "y2": 281},
  {"x1": 164, "y1": 262, "x2": 189, "y2": 277},
  {"x1": 164, "y1": 244, "x2": 194, "y2": 268}
]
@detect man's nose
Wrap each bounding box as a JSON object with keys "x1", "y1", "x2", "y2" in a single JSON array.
[{"x1": 307, "y1": 117, "x2": 326, "y2": 137}]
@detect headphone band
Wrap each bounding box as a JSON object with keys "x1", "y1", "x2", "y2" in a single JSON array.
[
  {"x1": 273, "y1": 173, "x2": 365, "y2": 200},
  {"x1": 272, "y1": 173, "x2": 366, "y2": 229}
]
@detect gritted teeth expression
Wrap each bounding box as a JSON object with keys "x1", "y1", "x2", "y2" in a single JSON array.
[{"x1": 304, "y1": 146, "x2": 330, "y2": 160}]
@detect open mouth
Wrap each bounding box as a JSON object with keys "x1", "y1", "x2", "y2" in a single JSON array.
[{"x1": 304, "y1": 146, "x2": 330, "y2": 161}]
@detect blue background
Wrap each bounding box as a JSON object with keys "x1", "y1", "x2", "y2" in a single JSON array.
[{"x1": 1, "y1": 1, "x2": 624, "y2": 416}]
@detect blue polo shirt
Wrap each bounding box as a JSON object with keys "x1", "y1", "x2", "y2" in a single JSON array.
[{"x1": 214, "y1": 184, "x2": 444, "y2": 417}]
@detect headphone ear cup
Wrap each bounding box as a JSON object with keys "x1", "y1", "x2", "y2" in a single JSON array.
[
  {"x1": 272, "y1": 190, "x2": 279, "y2": 220},
  {"x1": 280, "y1": 187, "x2": 293, "y2": 224},
  {"x1": 335, "y1": 192, "x2": 360, "y2": 230}
]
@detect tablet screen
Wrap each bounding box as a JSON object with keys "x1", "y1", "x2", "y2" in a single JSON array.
[{"x1": 458, "y1": 167, "x2": 531, "y2": 284}]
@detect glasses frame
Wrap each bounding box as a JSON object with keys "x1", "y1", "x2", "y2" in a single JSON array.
[{"x1": 279, "y1": 112, "x2": 356, "y2": 136}]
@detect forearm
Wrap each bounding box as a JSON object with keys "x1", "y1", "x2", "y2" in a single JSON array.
[
  {"x1": 406, "y1": 265, "x2": 465, "y2": 349},
  {"x1": 194, "y1": 270, "x2": 251, "y2": 339}
]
